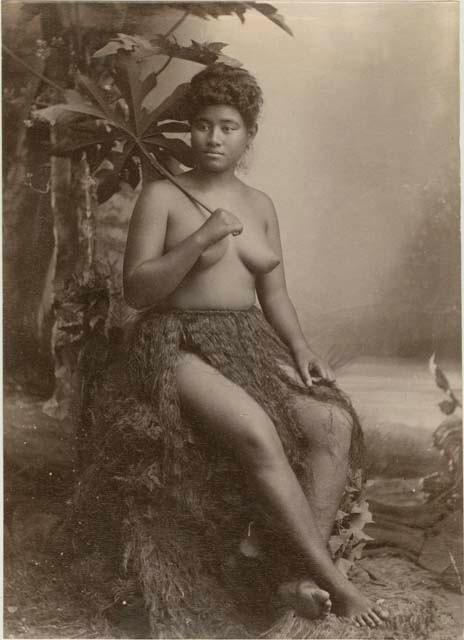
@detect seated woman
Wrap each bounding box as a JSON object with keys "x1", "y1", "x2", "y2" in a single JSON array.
[{"x1": 123, "y1": 63, "x2": 388, "y2": 628}]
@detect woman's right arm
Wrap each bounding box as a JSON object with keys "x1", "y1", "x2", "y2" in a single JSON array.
[{"x1": 123, "y1": 181, "x2": 242, "y2": 309}]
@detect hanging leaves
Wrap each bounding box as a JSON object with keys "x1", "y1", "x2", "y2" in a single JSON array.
[
  {"x1": 24, "y1": 1, "x2": 291, "y2": 205},
  {"x1": 328, "y1": 472, "x2": 375, "y2": 575}
]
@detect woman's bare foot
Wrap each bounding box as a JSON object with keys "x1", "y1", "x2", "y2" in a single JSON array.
[
  {"x1": 276, "y1": 579, "x2": 332, "y2": 619},
  {"x1": 332, "y1": 583, "x2": 388, "y2": 627}
]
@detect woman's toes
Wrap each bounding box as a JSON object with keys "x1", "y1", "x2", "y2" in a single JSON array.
[
  {"x1": 368, "y1": 610, "x2": 383, "y2": 626},
  {"x1": 374, "y1": 606, "x2": 389, "y2": 620},
  {"x1": 321, "y1": 599, "x2": 332, "y2": 617},
  {"x1": 366, "y1": 613, "x2": 378, "y2": 627},
  {"x1": 313, "y1": 588, "x2": 330, "y2": 604}
]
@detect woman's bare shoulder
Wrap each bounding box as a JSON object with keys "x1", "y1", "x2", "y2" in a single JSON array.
[
  {"x1": 133, "y1": 178, "x2": 194, "y2": 223},
  {"x1": 138, "y1": 178, "x2": 183, "y2": 202},
  {"x1": 240, "y1": 182, "x2": 277, "y2": 222}
]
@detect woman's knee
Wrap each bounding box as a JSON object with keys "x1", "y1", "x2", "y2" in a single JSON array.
[
  {"x1": 235, "y1": 416, "x2": 288, "y2": 472},
  {"x1": 295, "y1": 398, "x2": 353, "y2": 451}
]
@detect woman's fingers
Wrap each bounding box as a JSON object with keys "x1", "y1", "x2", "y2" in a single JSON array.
[
  {"x1": 324, "y1": 364, "x2": 336, "y2": 382},
  {"x1": 294, "y1": 353, "x2": 336, "y2": 387},
  {"x1": 296, "y1": 357, "x2": 313, "y2": 387},
  {"x1": 310, "y1": 360, "x2": 336, "y2": 383}
]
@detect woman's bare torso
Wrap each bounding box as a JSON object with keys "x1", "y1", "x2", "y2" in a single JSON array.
[{"x1": 155, "y1": 175, "x2": 281, "y2": 310}]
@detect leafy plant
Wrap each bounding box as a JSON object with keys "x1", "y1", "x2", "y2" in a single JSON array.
[
  {"x1": 329, "y1": 469, "x2": 374, "y2": 575},
  {"x1": 421, "y1": 355, "x2": 462, "y2": 509},
  {"x1": 6, "y1": 2, "x2": 292, "y2": 208}
]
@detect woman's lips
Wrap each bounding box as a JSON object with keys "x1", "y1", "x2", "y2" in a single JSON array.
[{"x1": 204, "y1": 151, "x2": 224, "y2": 157}]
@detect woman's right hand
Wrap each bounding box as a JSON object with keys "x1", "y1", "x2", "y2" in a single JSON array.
[{"x1": 198, "y1": 208, "x2": 243, "y2": 248}]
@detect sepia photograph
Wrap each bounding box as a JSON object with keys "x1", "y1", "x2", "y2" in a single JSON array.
[{"x1": 3, "y1": 1, "x2": 462, "y2": 638}]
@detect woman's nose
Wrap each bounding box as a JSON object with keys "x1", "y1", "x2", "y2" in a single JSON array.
[{"x1": 207, "y1": 126, "x2": 222, "y2": 145}]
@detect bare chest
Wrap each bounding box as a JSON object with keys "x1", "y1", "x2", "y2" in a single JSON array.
[{"x1": 165, "y1": 197, "x2": 280, "y2": 274}]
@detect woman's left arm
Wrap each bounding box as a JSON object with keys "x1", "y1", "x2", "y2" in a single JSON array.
[{"x1": 256, "y1": 195, "x2": 335, "y2": 387}]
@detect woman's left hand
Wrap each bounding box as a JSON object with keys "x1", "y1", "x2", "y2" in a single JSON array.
[{"x1": 293, "y1": 347, "x2": 336, "y2": 387}]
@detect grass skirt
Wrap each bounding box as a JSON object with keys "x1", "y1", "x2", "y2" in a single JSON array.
[{"x1": 71, "y1": 305, "x2": 365, "y2": 637}]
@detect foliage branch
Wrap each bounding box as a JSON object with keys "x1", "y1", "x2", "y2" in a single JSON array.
[{"x1": 5, "y1": 2, "x2": 292, "y2": 207}]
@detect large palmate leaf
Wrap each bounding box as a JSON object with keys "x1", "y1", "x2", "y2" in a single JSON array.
[{"x1": 33, "y1": 2, "x2": 291, "y2": 205}]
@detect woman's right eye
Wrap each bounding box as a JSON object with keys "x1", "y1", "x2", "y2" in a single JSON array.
[{"x1": 195, "y1": 122, "x2": 210, "y2": 132}]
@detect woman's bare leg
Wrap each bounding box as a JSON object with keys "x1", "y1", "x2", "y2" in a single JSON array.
[
  {"x1": 276, "y1": 398, "x2": 353, "y2": 619},
  {"x1": 273, "y1": 398, "x2": 351, "y2": 618},
  {"x1": 175, "y1": 353, "x2": 387, "y2": 627},
  {"x1": 296, "y1": 399, "x2": 352, "y2": 541}
]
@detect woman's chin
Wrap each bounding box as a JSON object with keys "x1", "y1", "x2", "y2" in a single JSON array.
[{"x1": 198, "y1": 160, "x2": 230, "y2": 173}]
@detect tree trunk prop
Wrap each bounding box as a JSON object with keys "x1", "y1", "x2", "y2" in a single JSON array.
[
  {"x1": 3, "y1": 86, "x2": 55, "y2": 385},
  {"x1": 43, "y1": 150, "x2": 100, "y2": 421}
]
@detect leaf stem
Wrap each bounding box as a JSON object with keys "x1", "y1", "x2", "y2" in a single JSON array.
[
  {"x1": 2, "y1": 44, "x2": 65, "y2": 95},
  {"x1": 164, "y1": 10, "x2": 189, "y2": 38},
  {"x1": 132, "y1": 137, "x2": 212, "y2": 217},
  {"x1": 154, "y1": 56, "x2": 173, "y2": 78}
]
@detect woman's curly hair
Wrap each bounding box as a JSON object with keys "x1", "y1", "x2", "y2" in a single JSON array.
[{"x1": 185, "y1": 63, "x2": 263, "y2": 130}]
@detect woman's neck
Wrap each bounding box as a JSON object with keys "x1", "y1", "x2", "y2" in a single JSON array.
[{"x1": 190, "y1": 166, "x2": 239, "y2": 191}]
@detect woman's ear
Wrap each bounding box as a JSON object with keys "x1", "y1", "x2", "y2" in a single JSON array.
[{"x1": 248, "y1": 123, "x2": 258, "y2": 140}]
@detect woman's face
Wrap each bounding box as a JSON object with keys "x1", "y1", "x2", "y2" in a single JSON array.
[{"x1": 190, "y1": 104, "x2": 255, "y2": 173}]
